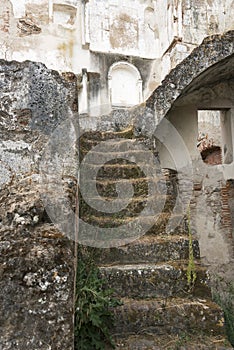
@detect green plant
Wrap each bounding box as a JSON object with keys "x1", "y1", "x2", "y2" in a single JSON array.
[
  {"x1": 74, "y1": 246, "x2": 120, "y2": 350},
  {"x1": 174, "y1": 332, "x2": 191, "y2": 348},
  {"x1": 186, "y1": 207, "x2": 197, "y2": 289},
  {"x1": 213, "y1": 280, "x2": 234, "y2": 346}
]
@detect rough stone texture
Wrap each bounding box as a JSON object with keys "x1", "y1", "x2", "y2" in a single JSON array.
[
  {"x1": 0, "y1": 176, "x2": 75, "y2": 350},
  {"x1": 0, "y1": 60, "x2": 77, "y2": 350},
  {"x1": 93, "y1": 235, "x2": 200, "y2": 265},
  {"x1": 110, "y1": 334, "x2": 233, "y2": 350},
  {"x1": 0, "y1": 59, "x2": 77, "y2": 187},
  {"x1": 146, "y1": 31, "x2": 234, "y2": 123},
  {"x1": 100, "y1": 262, "x2": 210, "y2": 299},
  {"x1": 0, "y1": 60, "x2": 77, "y2": 134},
  {"x1": 111, "y1": 297, "x2": 225, "y2": 337}
]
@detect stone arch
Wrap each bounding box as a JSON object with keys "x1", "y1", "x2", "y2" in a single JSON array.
[
  {"x1": 146, "y1": 31, "x2": 234, "y2": 123},
  {"x1": 145, "y1": 31, "x2": 234, "y2": 268},
  {"x1": 108, "y1": 62, "x2": 143, "y2": 107},
  {"x1": 145, "y1": 31, "x2": 234, "y2": 174}
]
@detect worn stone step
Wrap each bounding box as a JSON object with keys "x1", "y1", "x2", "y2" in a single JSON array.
[
  {"x1": 80, "y1": 138, "x2": 151, "y2": 154},
  {"x1": 100, "y1": 261, "x2": 210, "y2": 299},
  {"x1": 80, "y1": 162, "x2": 160, "y2": 180},
  {"x1": 81, "y1": 149, "x2": 159, "y2": 165},
  {"x1": 80, "y1": 213, "x2": 188, "y2": 235},
  {"x1": 80, "y1": 177, "x2": 175, "y2": 198},
  {"x1": 109, "y1": 297, "x2": 225, "y2": 339},
  {"x1": 79, "y1": 108, "x2": 137, "y2": 131},
  {"x1": 144, "y1": 212, "x2": 188, "y2": 235},
  {"x1": 79, "y1": 195, "x2": 175, "y2": 218},
  {"x1": 93, "y1": 235, "x2": 200, "y2": 265},
  {"x1": 80, "y1": 127, "x2": 135, "y2": 142},
  {"x1": 108, "y1": 333, "x2": 232, "y2": 350}
]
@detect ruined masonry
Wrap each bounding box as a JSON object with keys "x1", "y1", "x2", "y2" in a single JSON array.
[{"x1": 0, "y1": 0, "x2": 234, "y2": 348}]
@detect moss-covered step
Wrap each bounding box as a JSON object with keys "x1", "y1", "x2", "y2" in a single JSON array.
[
  {"x1": 81, "y1": 176, "x2": 174, "y2": 198},
  {"x1": 80, "y1": 149, "x2": 158, "y2": 165},
  {"x1": 80, "y1": 127, "x2": 135, "y2": 142},
  {"x1": 80, "y1": 177, "x2": 150, "y2": 198},
  {"x1": 80, "y1": 213, "x2": 188, "y2": 236},
  {"x1": 100, "y1": 261, "x2": 210, "y2": 299},
  {"x1": 80, "y1": 162, "x2": 158, "y2": 179},
  {"x1": 92, "y1": 235, "x2": 200, "y2": 265},
  {"x1": 110, "y1": 297, "x2": 226, "y2": 338},
  {"x1": 108, "y1": 333, "x2": 233, "y2": 350},
  {"x1": 80, "y1": 138, "x2": 152, "y2": 155},
  {"x1": 79, "y1": 194, "x2": 175, "y2": 218},
  {"x1": 145, "y1": 212, "x2": 188, "y2": 235}
]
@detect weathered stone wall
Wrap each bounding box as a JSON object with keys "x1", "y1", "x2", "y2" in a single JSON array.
[
  {"x1": 0, "y1": 177, "x2": 75, "y2": 350},
  {"x1": 0, "y1": 59, "x2": 77, "y2": 186},
  {"x1": 146, "y1": 31, "x2": 234, "y2": 122},
  {"x1": 0, "y1": 60, "x2": 77, "y2": 350}
]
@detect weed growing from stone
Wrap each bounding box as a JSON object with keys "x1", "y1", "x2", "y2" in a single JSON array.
[
  {"x1": 186, "y1": 207, "x2": 197, "y2": 289},
  {"x1": 213, "y1": 279, "x2": 234, "y2": 346},
  {"x1": 74, "y1": 246, "x2": 120, "y2": 350}
]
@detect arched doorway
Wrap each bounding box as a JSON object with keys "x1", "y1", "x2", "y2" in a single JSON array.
[{"x1": 145, "y1": 31, "x2": 234, "y2": 346}]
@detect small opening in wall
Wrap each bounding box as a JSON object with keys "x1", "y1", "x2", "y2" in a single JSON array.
[{"x1": 197, "y1": 109, "x2": 233, "y2": 165}]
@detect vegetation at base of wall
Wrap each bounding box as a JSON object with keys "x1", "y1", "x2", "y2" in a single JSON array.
[
  {"x1": 74, "y1": 246, "x2": 120, "y2": 350},
  {"x1": 213, "y1": 279, "x2": 234, "y2": 347},
  {"x1": 186, "y1": 207, "x2": 197, "y2": 289}
]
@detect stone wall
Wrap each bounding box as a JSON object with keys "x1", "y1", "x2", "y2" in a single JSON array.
[
  {"x1": 0, "y1": 59, "x2": 77, "y2": 186},
  {"x1": 0, "y1": 60, "x2": 77, "y2": 350}
]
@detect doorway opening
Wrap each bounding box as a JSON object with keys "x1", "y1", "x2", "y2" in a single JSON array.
[{"x1": 197, "y1": 109, "x2": 233, "y2": 165}]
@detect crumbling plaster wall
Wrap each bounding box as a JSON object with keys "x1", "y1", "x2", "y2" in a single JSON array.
[
  {"x1": 0, "y1": 60, "x2": 78, "y2": 350},
  {"x1": 0, "y1": 0, "x2": 233, "y2": 108}
]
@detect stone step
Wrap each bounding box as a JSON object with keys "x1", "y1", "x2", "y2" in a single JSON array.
[
  {"x1": 79, "y1": 195, "x2": 175, "y2": 218},
  {"x1": 80, "y1": 177, "x2": 175, "y2": 198},
  {"x1": 80, "y1": 138, "x2": 152, "y2": 155},
  {"x1": 80, "y1": 162, "x2": 160, "y2": 180},
  {"x1": 80, "y1": 127, "x2": 135, "y2": 142},
  {"x1": 93, "y1": 235, "x2": 200, "y2": 265},
  {"x1": 109, "y1": 333, "x2": 232, "y2": 350},
  {"x1": 146, "y1": 212, "x2": 188, "y2": 235},
  {"x1": 80, "y1": 213, "x2": 188, "y2": 235},
  {"x1": 79, "y1": 109, "x2": 134, "y2": 131},
  {"x1": 100, "y1": 261, "x2": 210, "y2": 299},
  {"x1": 80, "y1": 149, "x2": 158, "y2": 165},
  {"x1": 110, "y1": 297, "x2": 226, "y2": 339}
]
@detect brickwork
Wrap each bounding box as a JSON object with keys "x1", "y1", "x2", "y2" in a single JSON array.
[{"x1": 201, "y1": 146, "x2": 222, "y2": 165}]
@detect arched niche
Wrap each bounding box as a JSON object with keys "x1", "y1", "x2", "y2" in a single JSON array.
[
  {"x1": 51, "y1": 2, "x2": 77, "y2": 27},
  {"x1": 144, "y1": 6, "x2": 159, "y2": 38},
  {"x1": 108, "y1": 62, "x2": 143, "y2": 107}
]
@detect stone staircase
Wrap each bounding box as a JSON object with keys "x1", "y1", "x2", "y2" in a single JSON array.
[{"x1": 79, "y1": 127, "x2": 232, "y2": 350}]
